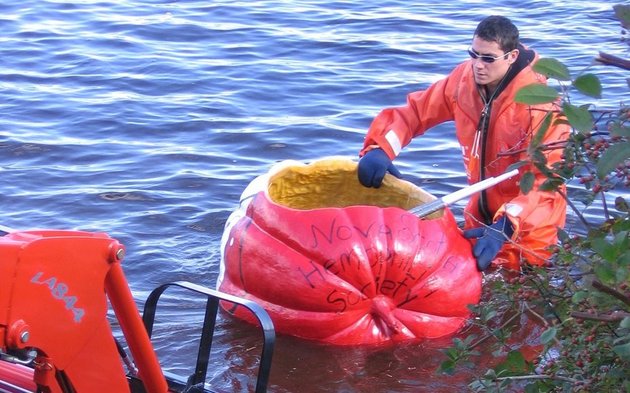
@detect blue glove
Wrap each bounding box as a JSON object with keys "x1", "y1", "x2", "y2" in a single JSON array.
[
  {"x1": 463, "y1": 216, "x2": 514, "y2": 271},
  {"x1": 357, "y1": 148, "x2": 402, "y2": 188}
]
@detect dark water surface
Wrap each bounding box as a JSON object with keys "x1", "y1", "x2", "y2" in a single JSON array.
[{"x1": 1, "y1": 1, "x2": 626, "y2": 392}]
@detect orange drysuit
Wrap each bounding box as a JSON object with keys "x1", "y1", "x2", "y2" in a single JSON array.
[{"x1": 360, "y1": 47, "x2": 569, "y2": 270}]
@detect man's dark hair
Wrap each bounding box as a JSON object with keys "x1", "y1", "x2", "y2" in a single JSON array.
[{"x1": 474, "y1": 15, "x2": 519, "y2": 52}]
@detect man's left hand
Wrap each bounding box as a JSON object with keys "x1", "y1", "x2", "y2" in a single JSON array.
[
  {"x1": 357, "y1": 148, "x2": 402, "y2": 188},
  {"x1": 463, "y1": 216, "x2": 514, "y2": 271}
]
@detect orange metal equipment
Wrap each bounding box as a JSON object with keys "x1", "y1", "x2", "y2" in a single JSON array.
[
  {"x1": 0, "y1": 228, "x2": 275, "y2": 393},
  {"x1": 0, "y1": 229, "x2": 169, "y2": 393}
]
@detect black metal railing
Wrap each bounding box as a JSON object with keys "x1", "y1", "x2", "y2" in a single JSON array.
[{"x1": 142, "y1": 281, "x2": 275, "y2": 393}]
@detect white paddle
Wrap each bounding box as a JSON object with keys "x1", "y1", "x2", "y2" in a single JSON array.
[{"x1": 410, "y1": 169, "x2": 520, "y2": 218}]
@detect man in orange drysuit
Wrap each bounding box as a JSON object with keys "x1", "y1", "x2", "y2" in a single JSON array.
[{"x1": 357, "y1": 15, "x2": 568, "y2": 271}]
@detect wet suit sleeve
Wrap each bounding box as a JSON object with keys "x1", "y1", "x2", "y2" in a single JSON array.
[{"x1": 359, "y1": 66, "x2": 462, "y2": 159}]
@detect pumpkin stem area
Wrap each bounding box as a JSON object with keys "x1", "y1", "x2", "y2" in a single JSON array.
[{"x1": 371, "y1": 295, "x2": 402, "y2": 337}]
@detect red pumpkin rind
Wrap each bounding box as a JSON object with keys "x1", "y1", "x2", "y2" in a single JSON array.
[{"x1": 218, "y1": 159, "x2": 482, "y2": 345}]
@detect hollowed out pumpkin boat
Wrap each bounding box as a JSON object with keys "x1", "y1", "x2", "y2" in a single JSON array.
[{"x1": 218, "y1": 157, "x2": 481, "y2": 345}]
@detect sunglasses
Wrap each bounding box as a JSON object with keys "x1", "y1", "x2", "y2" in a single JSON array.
[{"x1": 467, "y1": 47, "x2": 510, "y2": 63}]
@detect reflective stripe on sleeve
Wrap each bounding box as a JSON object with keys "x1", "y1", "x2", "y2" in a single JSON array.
[
  {"x1": 505, "y1": 203, "x2": 523, "y2": 217},
  {"x1": 385, "y1": 130, "x2": 402, "y2": 156}
]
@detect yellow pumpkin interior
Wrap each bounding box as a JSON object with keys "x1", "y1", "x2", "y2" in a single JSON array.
[{"x1": 266, "y1": 158, "x2": 442, "y2": 218}]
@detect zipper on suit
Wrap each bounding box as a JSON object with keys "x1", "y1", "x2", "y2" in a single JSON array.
[
  {"x1": 472, "y1": 60, "x2": 517, "y2": 225},
  {"x1": 475, "y1": 87, "x2": 497, "y2": 225}
]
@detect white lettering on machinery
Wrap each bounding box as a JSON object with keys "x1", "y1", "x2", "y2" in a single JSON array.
[
  {"x1": 31, "y1": 271, "x2": 85, "y2": 323},
  {"x1": 385, "y1": 130, "x2": 402, "y2": 156}
]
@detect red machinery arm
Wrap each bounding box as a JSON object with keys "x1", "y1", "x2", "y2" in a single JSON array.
[{"x1": 0, "y1": 230, "x2": 169, "y2": 393}]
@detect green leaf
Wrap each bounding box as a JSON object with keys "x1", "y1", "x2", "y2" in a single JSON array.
[
  {"x1": 617, "y1": 265, "x2": 629, "y2": 282},
  {"x1": 482, "y1": 309, "x2": 498, "y2": 323},
  {"x1": 562, "y1": 102, "x2": 593, "y2": 133},
  {"x1": 572, "y1": 290, "x2": 589, "y2": 304},
  {"x1": 615, "y1": 196, "x2": 629, "y2": 212},
  {"x1": 594, "y1": 263, "x2": 616, "y2": 284},
  {"x1": 621, "y1": 317, "x2": 630, "y2": 329},
  {"x1": 442, "y1": 347, "x2": 458, "y2": 360},
  {"x1": 520, "y1": 171, "x2": 535, "y2": 194},
  {"x1": 573, "y1": 73, "x2": 602, "y2": 99},
  {"x1": 532, "y1": 150, "x2": 553, "y2": 177},
  {"x1": 507, "y1": 161, "x2": 528, "y2": 172},
  {"x1": 611, "y1": 122, "x2": 630, "y2": 137},
  {"x1": 533, "y1": 58, "x2": 571, "y2": 81},
  {"x1": 614, "y1": 4, "x2": 630, "y2": 28},
  {"x1": 614, "y1": 230, "x2": 629, "y2": 249},
  {"x1": 439, "y1": 359, "x2": 456, "y2": 375},
  {"x1": 592, "y1": 236, "x2": 617, "y2": 262},
  {"x1": 557, "y1": 228, "x2": 570, "y2": 242},
  {"x1": 530, "y1": 112, "x2": 553, "y2": 150},
  {"x1": 494, "y1": 350, "x2": 530, "y2": 377},
  {"x1": 539, "y1": 177, "x2": 564, "y2": 192},
  {"x1": 613, "y1": 342, "x2": 630, "y2": 360},
  {"x1": 505, "y1": 350, "x2": 528, "y2": 372},
  {"x1": 525, "y1": 382, "x2": 554, "y2": 393},
  {"x1": 453, "y1": 337, "x2": 465, "y2": 350},
  {"x1": 531, "y1": 149, "x2": 548, "y2": 164},
  {"x1": 613, "y1": 218, "x2": 630, "y2": 232},
  {"x1": 483, "y1": 369, "x2": 497, "y2": 379},
  {"x1": 515, "y1": 83, "x2": 559, "y2": 105},
  {"x1": 540, "y1": 327, "x2": 557, "y2": 344},
  {"x1": 596, "y1": 142, "x2": 630, "y2": 179},
  {"x1": 524, "y1": 384, "x2": 538, "y2": 393},
  {"x1": 570, "y1": 189, "x2": 596, "y2": 206}
]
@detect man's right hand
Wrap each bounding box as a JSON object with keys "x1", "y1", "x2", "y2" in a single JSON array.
[
  {"x1": 462, "y1": 216, "x2": 514, "y2": 271},
  {"x1": 357, "y1": 148, "x2": 402, "y2": 188}
]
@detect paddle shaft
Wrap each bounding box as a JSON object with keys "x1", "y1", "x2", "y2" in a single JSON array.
[{"x1": 410, "y1": 169, "x2": 519, "y2": 218}]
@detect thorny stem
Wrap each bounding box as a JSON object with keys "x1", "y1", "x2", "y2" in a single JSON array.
[
  {"x1": 523, "y1": 273, "x2": 563, "y2": 323},
  {"x1": 568, "y1": 267, "x2": 595, "y2": 280},
  {"x1": 493, "y1": 374, "x2": 578, "y2": 383},
  {"x1": 496, "y1": 124, "x2": 618, "y2": 158},
  {"x1": 592, "y1": 280, "x2": 630, "y2": 306},
  {"x1": 600, "y1": 191, "x2": 610, "y2": 221},
  {"x1": 523, "y1": 302, "x2": 564, "y2": 347},
  {"x1": 596, "y1": 51, "x2": 630, "y2": 70},
  {"x1": 523, "y1": 302, "x2": 548, "y2": 327},
  {"x1": 558, "y1": 188, "x2": 591, "y2": 229},
  {"x1": 571, "y1": 311, "x2": 630, "y2": 322},
  {"x1": 468, "y1": 303, "x2": 524, "y2": 350},
  {"x1": 496, "y1": 140, "x2": 567, "y2": 157}
]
